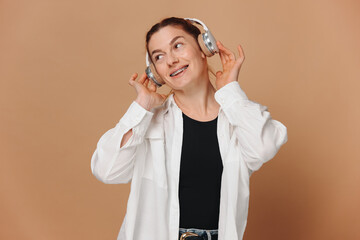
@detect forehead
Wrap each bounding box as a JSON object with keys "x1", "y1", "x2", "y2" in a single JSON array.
[{"x1": 148, "y1": 25, "x2": 194, "y2": 52}]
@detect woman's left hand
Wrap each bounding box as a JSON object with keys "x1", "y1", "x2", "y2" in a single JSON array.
[{"x1": 215, "y1": 41, "x2": 245, "y2": 90}]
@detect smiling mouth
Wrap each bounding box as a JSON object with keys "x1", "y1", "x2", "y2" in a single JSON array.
[{"x1": 170, "y1": 65, "x2": 189, "y2": 77}]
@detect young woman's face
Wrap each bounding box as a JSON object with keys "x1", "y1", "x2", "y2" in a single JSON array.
[{"x1": 147, "y1": 25, "x2": 207, "y2": 90}]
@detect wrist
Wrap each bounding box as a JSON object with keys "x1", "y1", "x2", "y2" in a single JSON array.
[
  {"x1": 216, "y1": 80, "x2": 235, "y2": 90},
  {"x1": 135, "y1": 96, "x2": 152, "y2": 111}
]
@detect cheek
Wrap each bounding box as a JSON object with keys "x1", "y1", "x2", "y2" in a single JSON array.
[
  {"x1": 183, "y1": 48, "x2": 198, "y2": 59},
  {"x1": 156, "y1": 65, "x2": 167, "y2": 77}
]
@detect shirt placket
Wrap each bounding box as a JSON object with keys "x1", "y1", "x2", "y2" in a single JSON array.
[
  {"x1": 169, "y1": 104, "x2": 184, "y2": 240},
  {"x1": 216, "y1": 107, "x2": 229, "y2": 239}
]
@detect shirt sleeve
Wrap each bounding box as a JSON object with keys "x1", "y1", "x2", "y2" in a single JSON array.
[
  {"x1": 214, "y1": 81, "x2": 288, "y2": 172},
  {"x1": 91, "y1": 100, "x2": 154, "y2": 184}
]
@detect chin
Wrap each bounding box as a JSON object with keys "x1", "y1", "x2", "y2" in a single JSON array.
[
  {"x1": 164, "y1": 66, "x2": 202, "y2": 90},
  {"x1": 168, "y1": 74, "x2": 192, "y2": 86}
]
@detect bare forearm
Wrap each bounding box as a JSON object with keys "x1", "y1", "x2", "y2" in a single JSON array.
[{"x1": 120, "y1": 129, "x2": 133, "y2": 148}]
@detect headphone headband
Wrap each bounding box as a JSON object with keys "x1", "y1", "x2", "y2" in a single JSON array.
[
  {"x1": 184, "y1": 18, "x2": 209, "y2": 31},
  {"x1": 146, "y1": 51, "x2": 151, "y2": 67}
]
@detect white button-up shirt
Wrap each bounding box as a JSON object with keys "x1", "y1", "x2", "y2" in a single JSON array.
[{"x1": 91, "y1": 81, "x2": 288, "y2": 240}]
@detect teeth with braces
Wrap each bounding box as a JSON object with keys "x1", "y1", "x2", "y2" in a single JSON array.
[{"x1": 170, "y1": 66, "x2": 188, "y2": 77}]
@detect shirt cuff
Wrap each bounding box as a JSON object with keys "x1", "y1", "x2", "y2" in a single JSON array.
[
  {"x1": 118, "y1": 100, "x2": 154, "y2": 137},
  {"x1": 214, "y1": 81, "x2": 249, "y2": 107}
]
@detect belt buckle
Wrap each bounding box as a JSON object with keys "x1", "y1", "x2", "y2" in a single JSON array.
[{"x1": 180, "y1": 231, "x2": 200, "y2": 240}]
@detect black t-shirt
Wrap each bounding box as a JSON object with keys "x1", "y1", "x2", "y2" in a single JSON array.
[{"x1": 178, "y1": 112, "x2": 223, "y2": 230}]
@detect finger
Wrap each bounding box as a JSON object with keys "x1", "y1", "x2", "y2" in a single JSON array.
[
  {"x1": 234, "y1": 45, "x2": 245, "y2": 69},
  {"x1": 237, "y1": 44, "x2": 245, "y2": 60},
  {"x1": 138, "y1": 72, "x2": 148, "y2": 84},
  {"x1": 218, "y1": 41, "x2": 235, "y2": 61},
  {"x1": 217, "y1": 41, "x2": 230, "y2": 62},
  {"x1": 128, "y1": 73, "x2": 138, "y2": 85},
  {"x1": 220, "y1": 48, "x2": 230, "y2": 63},
  {"x1": 143, "y1": 78, "x2": 149, "y2": 88},
  {"x1": 218, "y1": 41, "x2": 234, "y2": 56},
  {"x1": 217, "y1": 42, "x2": 227, "y2": 65},
  {"x1": 149, "y1": 79, "x2": 157, "y2": 92}
]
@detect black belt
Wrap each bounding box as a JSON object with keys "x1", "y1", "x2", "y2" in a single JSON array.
[{"x1": 179, "y1": 231, "x2": 218, "y2": 240}]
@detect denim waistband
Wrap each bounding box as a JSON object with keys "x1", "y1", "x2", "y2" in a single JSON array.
[{"x1": 179, "y1": 227, "x2": 218, "y2": 240}]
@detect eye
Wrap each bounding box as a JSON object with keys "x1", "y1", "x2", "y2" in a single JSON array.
[
  {"x1": 154, "y1": 54, "x2": 163, "y2": 62},
  {"x1": 174, "y1": 42, "x2": 183, "y2": 49}
]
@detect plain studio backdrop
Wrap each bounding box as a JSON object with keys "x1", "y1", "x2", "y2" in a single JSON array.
[{"x1": 1, "y1": 0, "x2": 359, "y2": 239}]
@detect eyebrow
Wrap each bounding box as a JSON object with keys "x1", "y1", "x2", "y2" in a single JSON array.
[{"x1": 150, "y1": 36, "x2": 185, "y2": 57}]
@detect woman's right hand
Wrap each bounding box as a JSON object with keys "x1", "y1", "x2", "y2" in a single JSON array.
[{"x1": 128, "y1": 72, "x2": 167, "y2": 111}]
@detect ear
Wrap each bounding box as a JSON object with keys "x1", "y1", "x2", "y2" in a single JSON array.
[{"x1": 200, "y1": 51, "x2": 206, "y2": 59}]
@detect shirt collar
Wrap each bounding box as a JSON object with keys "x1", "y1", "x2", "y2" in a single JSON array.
[
  {"x1": 149, "y1": 93, "x2": 176, "y2": 116},
  {"x1": 163, "y1": 93, "x2": 176, "y2": 114}
]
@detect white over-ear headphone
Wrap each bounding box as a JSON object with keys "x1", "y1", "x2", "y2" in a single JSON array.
[{"x1": 145, "y1": 17, "x2": 219, "y2": 87}]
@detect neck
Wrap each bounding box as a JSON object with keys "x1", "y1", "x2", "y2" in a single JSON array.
[{"x1": 172, "y1": 73, "x2": 219, "y2": 119}]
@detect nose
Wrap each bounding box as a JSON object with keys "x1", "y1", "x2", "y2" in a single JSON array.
[{"x1": 166, "y1": 51, "x2": 179, "y2": 66}]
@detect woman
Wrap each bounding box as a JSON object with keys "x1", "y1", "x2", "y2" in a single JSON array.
[{"x1": 91, "y1": 17, "x2": 288, "y2": 240}]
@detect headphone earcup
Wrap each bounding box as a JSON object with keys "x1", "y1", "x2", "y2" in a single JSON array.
[
  {"x1": 149, "y1": 63, "x2": 165, "y2": 85},
  {"x1": 197, "y1": 34, "x2": 214, "y2": 57}
]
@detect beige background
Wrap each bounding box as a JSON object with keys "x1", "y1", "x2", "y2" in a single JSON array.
[{"x1": 1, "y1": 0, "x2": 359, "y2": 239}]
